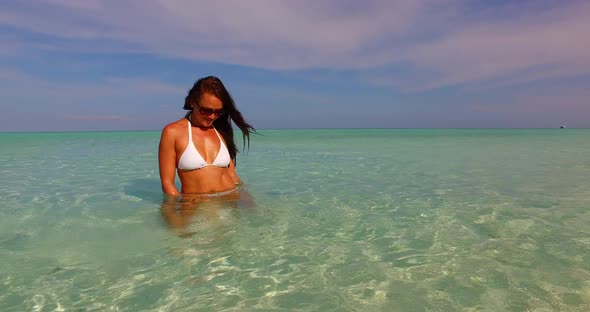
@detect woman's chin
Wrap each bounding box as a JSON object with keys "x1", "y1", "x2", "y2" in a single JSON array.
[{"x1": 199, "y1": 121, "x2": 214, "y2": 128}]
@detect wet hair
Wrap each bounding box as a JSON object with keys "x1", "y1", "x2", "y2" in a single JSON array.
[{"x1": 183, "y1": 76, "x2": 255, "y2": 162}]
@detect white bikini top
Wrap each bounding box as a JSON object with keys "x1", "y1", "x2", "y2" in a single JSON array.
[{"x1": 178, "y1": 120, "x2": 231, "y2": 170}]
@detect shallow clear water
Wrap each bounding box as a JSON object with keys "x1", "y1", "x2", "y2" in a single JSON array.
[{"x1": 1, "y1": 129, "x2": 590, "y2": 311}]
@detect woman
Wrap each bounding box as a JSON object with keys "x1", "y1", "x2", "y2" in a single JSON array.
[{"x1": 158, "y1": 76, "x2": 255, "y2": 196}]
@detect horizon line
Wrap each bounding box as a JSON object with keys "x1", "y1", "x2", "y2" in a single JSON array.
[{"x1": 0, "y1": 127, "x2": 586, "y2": 134}]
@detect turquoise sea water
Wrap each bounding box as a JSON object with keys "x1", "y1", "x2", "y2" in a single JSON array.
[{"x1": 1, "y1": 129, "x2": 590, "y2": 311}]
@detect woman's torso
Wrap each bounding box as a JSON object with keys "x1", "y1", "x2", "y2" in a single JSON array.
[{"x1": 173, "y1": 119, "x2": 235, "y2": 194}]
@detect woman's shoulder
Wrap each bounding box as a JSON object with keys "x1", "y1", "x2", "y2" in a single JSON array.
[{"x1": 161, "y1": 118, "x2": 188, "y2": 136}]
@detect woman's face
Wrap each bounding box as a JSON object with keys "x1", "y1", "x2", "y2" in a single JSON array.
[{"x1": 192, "y1": 93, "x2": 225, "y2": 128}]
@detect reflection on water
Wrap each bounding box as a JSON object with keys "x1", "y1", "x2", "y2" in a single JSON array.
[
  {"x1": 160, "y1": 188, "x2": 256, "y2": 237},
  {"x1": 3, "y1": 129, "x2": 590, "y2": 311}
]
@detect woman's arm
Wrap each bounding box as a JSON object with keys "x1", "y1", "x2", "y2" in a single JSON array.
[
  {"x1": 228, "y1": 159, "x2": 242, "y2": 186},
  {"x1": 158, "y1": 125, "x2": 180, "y2": 196}
]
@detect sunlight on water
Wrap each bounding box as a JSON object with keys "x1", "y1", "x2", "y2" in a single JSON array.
[{"x1": 1, "y1": 129, "x2": 590, "y2": 311}]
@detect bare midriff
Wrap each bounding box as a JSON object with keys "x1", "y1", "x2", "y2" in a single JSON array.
[{"x1": 178, "y1": 166, "x2": 236, "y2": 194}]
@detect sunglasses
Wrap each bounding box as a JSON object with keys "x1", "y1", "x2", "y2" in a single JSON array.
[{"x1": 196, "y1": 105, "x2": 225, "y2": 116}]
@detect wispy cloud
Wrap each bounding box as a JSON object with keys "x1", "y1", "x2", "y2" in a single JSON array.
[
  {"x1": 64, "y1": 114, "x2": 127, "y2": 121},
  {"x1": 470, "y1": 84, "x2": 590, "y2": 115},
  {"x1": 2, "y1": 0, "x2": 588, "y2": 91},
  {"x1": 0, "y1": 1, "x2": 455, "y2": 67},
  {"x1": 0, "y1": 67, "x2": 183, "y2": 102},
  {"x1": 398, "y1": 1, "x2": 590, "y2": 90},
  {"x1": 0, "y1": 66, "x2": 184, "y2": 131},
  {"x1": 104, "y1": 77, "x2": 185, "y2": 95}
]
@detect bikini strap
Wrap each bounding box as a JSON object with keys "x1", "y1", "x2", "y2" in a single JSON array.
[
  {"x1": 187, "y1": 119, "x2": 192, "y2": 141},
  {"x1": 213, "y1": 127, "x2": 226, "y2": 145}
]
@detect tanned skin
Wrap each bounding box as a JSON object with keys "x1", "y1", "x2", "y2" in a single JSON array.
[{"x1": 158, "y1": 93, "x2": 241, "y2": 196}]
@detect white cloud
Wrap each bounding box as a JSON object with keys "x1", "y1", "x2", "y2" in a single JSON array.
[
  {"x1": 397, "y1": 2, "x2": 590, "y2": 90},
  {"x1": 1, "y1": 0, "x2": 589, "y2": 90}
]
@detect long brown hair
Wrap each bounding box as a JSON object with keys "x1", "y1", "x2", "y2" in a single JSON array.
[{"x1": 183, "y1": 76, "x2": 255, "y2": 162}]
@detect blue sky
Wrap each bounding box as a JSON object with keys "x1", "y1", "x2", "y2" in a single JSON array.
[{"x1": 1, "y1": 0, "x2": 589, "y2": 131}]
